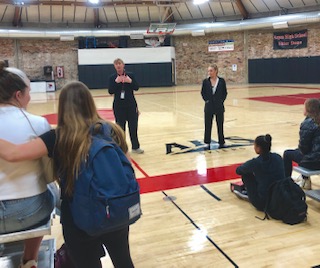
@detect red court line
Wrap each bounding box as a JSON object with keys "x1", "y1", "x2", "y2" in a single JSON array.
[
  {"x1": 248, "y1": 85, "x2": 320, "y2": 90},
  {"x1": 130, "y1": 158, "x2": 150, "y2": 178},
  {"x1": 248, "y1": 92, "x2": 320, "y2": 105},
  {"x1": 138, "y1": 163, "x2": 241, "y2": 194},
  {"x1": 43, "y1": 109, "x2": 115, "y2": 124}
]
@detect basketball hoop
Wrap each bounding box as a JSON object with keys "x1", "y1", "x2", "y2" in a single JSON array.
[{"x1": 147, "y1": 23, "x2": 176, "y2": 35}]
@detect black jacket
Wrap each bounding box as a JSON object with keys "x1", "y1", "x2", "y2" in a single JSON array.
[
  {"x1": 201, "y1": 76, "x2": 227, "y2": 114},
  {"x1": 108, "y1": 71, "x2": 139, "y2": 107},
  {"x1": 299, "y1": 117, "x2": 320, "y2": 167},
  {"x1": 236, "y1": 152, "x2": 285, "y2": 201}
]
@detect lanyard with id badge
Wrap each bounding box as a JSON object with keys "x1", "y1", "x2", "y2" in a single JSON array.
[{"x1": 120, "y1": 71, "x2": 126, "y2": 99}]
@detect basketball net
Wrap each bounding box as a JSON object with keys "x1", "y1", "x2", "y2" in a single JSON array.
[{"x1": 158, "y1": 35, "x2": 165, "y2": 44}]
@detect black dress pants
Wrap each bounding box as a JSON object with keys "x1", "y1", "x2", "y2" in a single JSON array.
[
  {"x1": 204, "y1": 109, "x2": 225, "y2": 145},
  {"x1": 114, "y1": 104, "x2": 140, "y2": 149}
]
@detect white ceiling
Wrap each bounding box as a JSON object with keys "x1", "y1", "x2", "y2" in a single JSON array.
[{"x1": 0, "y1": 0, "x2": 319, "y2": 29}]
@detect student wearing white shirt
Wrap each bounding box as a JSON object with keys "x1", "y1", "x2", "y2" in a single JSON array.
[
  {"x1": 0, "y1": 61, "x2": 54, "y2": 268},
  {"x1": 201, "y1": 64, "x2": 228, "y2": 149}
]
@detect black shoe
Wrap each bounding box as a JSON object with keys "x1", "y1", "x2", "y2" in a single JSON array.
[{"x1": 218, "y1": 143, "x2": 226, "y2": 149}]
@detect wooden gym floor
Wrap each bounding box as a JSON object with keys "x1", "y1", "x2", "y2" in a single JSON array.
[{"x1": 28, "y1": 83, "x2": 320, "y2": 268}]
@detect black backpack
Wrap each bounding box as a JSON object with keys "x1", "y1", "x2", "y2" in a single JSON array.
[{"x1": 259, "y1": 178, "x2": 308, "y2": 225}]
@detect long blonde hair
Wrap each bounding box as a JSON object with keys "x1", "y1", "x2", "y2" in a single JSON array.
[{"x1": 54, "y1": 81, "x2": 127, "y2": 196}]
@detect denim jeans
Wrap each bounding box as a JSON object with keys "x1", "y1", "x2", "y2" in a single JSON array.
[{"x1": 0, "y1": 189, "x2": 54, "y2": 234}]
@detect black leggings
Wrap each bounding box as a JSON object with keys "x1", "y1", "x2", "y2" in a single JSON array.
[
  {"x1": 241, "y1": 174, "x2": 265, "y2": 211},
  {"x1": 61, "y1": 200, "x2": 134, "y2": 268}
]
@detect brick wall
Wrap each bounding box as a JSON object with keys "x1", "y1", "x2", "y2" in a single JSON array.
[{"x1": 0, "y1": 23, "x2": 319, "y2": 88}]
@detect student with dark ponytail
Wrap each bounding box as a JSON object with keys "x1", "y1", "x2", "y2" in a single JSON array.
[{"x1": 235, "y1": 134, "x2": 285, "y2": 211}]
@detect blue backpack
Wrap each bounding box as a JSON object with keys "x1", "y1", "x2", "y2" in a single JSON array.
[{"x1": 68, "y1": 123, "x2": 141, "y2": 236}]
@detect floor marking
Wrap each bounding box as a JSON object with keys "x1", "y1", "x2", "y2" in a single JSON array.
[
  {"x1": 162, "y1": 191, "x2": 238, "y2": 268},
  {"x1": 138, "y1": 163, "x2": 241, "y2": 194},
  {"x1": 130, "y1": 158, "x2": 150, "y2": 178},
  {"x1": 200, "y1": 185, "x2": 221, "y2": 201},
  {"x1": 248, "y1": 92, "x2": 320, "y2": 105}
]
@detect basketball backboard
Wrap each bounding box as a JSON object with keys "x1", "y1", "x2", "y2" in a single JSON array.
[{"x1": 147, "y1": 23, "x2": 176, "y2": 35}]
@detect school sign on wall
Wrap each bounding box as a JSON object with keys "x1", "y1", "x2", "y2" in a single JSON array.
[
  {"x1": 273, "y1": 29, "x2": 308, "y2": 50},
  {"x1": 208, "y1": 39, "x2": 234, "y2": 52}
]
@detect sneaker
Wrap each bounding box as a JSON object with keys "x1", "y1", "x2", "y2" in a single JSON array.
[
  {"x1": 233, "y1": 189, "x2": 249, "y2": 201},
  {"x1": 297, "y1": 177, "x2": 312, "y2": 190},
  {"x1": 132, "y1": 148, "x2": 144, "y2": 154},
  {"x1": 204, "y1": 144, "x2": 210, "y2": 150},
  {"x1": 293, "y1": 175, "x2": 303, "y2": 183},
  {"x1": 20, "y1": 260, "x2": 37, "y2": 268}
]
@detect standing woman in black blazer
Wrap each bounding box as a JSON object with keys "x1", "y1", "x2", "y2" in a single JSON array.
[
  {"x1": 108, "y1": 58, "x2": 144, "y2": 154},
  {"x1": 201, "y1": 64, "x2": 228, "y2": 149}
]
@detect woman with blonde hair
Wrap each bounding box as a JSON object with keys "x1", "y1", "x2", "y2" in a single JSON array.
[
  {"x1": 0, "y1": 81, "x2": 134, "y2": 268},
  {"x1": 283, "y1": 98, "x2": 320, "y2": 190},
  {"x1": 0, "y1": 61, "x2": 54, "y2": 268},
  {"x1": 201, "y1": 64, "x2": 228, "y2": 149}
]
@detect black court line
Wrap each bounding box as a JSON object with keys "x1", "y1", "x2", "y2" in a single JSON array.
[
  {"x1": 162, "y1": 191, "x2": 238, "y2": 268},
  {"x1": 200, "y1": 185, "x2": 221, "y2": 201}
]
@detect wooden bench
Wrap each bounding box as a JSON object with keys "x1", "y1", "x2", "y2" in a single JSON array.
[
  {"x1": 0, "y1": 214, "x2": 55, "y2": 268},
  {"x1": 293, "y1": 166, "x2": 320, "y2": 202}
]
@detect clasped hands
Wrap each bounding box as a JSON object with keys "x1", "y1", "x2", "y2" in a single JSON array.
[{"x1": 115, "y1": 75, "x2": 132, "y2": 84}]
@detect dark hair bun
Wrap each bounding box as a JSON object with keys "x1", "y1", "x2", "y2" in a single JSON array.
[{"x1": 265, "y1": 134, "x2": 272, "y2": 143}]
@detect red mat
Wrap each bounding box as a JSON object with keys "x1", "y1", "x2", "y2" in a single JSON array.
[
  {"x1": 248, "y1": 93, "x2": 320, "y2": 105},
  {"x1": 43, "y1": 109, "x2": 115, "y2": 124}
]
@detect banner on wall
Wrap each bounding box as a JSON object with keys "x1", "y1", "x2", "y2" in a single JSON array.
[
  {"x1": 56, "y1": 66, "x2": 64, "y2": 78},
  {"x1": 208, "y1": 39, "x2": 234, "y2": 52},
  {"x1": 273, "y1": 29, "x2": 308, "y2": 50}
]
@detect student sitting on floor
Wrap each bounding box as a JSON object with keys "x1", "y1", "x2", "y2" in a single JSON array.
[
  {"x1": 283, "y1": 98, "x2": 320, "y2": 190},
  {"x1": 235, "y1": 134, "x2": 285, "y2": 211}
]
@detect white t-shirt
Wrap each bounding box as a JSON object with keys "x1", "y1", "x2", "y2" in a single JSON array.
[{"x1": 0, "y1": 106, "x2": 51, "y2": 200}]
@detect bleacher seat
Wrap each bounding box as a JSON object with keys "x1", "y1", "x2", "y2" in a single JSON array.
[
  {"x1": 293, "y1": 166, "x2": 320, "y2": 202},
  {"x1": 0, "y1": 214, "x2": 55, "y2": 268}
]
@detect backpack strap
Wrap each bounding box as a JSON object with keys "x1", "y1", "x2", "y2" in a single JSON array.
[
  {"x1": 255, "y1": 213, "x2": 269, "y2": 221},
  {"x1": 255, "y1": 180, "x2": 278, "y2": 221},
  {"x1": 89, "y1": 121, "x2": 113, "y2": 142},
  {"x1": 89, "y1": 121, "x2": 131, "y2": 166}
]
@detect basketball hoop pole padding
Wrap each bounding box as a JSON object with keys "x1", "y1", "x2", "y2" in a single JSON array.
[{"x1": 158, "y1": 35, "x2": 165, "y2": 43}]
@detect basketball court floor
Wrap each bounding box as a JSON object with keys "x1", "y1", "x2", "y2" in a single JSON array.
[{"x1": 30, "y1": 83, "x2": 320, "y2": 267}]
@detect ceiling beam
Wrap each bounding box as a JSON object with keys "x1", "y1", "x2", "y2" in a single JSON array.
[
  {"x1": 161, "y1": 6, "x2": 174, "y2": 23},
  {"x1": 12, "y1": 6, "x2": 21, "y2": 26},
  {"x1": 93, "y1": 8, "x2": 100, "y2": 27},
  {"x1": 235, "y1": 0, "x2": 248, "y2": 19},
  {"x1": 0, "y1": 0, "x2": 209, "y2": 7}
]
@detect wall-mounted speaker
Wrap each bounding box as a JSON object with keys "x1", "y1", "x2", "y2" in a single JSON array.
[
  {"x1": 43, "y1": 66, "x2": 53, "y2": 75},
  {"x1": 119, "y1": 36, "x2": 128, "y2": 48}
]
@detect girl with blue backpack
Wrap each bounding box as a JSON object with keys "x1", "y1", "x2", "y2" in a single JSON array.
[{"x1": 0, "y1": 81, "x2": 138, "y2": 268}]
